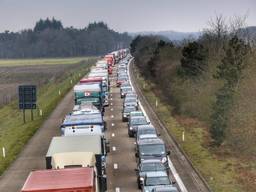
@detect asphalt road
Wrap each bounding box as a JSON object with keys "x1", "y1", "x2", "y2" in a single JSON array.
[
  {"x1": 106, "y1": 66, "x2": 139, "y2": 192},
  {"x1": 0, "y1": 90, "x2": 74, "y2": 192}
]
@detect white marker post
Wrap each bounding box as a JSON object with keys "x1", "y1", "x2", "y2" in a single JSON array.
[
  {"x1": 58, "y1": 90, "x2": 61, "y2": 95},
  {"x1": 182, "y1": 131, "x2": 185, "y2": 142},
  {"x1": 39, "y1": 109, "x2": 43, "y2": 116},
  {"x1": 70, "y1": 79, "x2": 73, "y2": 84},
  {"x1": 2, "y1": 147, "x2": 5, "y2": 158},
  {"x1": 155, "y1": 99, "x2": 158, "y2": 108}
]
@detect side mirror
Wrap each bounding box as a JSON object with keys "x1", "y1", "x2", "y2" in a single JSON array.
[
  {"x1": 166, "y1": 151, "x2": 170, "y2": 155},
  {"x1": 135, "y1": 153, "x2": 139, "y2": 158},
  {"x1": 134, "y1": 168, "x2": 139, "y2": 172}
]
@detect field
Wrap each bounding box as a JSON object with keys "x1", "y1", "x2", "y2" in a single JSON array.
[
  {"x1": 0, "y1": 57, "x2": 92, "y2": 66},
  {"x1": 0, "y1": 57, "x2": 95, "y2": 107},
  {"x1": 0, "y1": 58, "x2": 95, "y2": 174}
]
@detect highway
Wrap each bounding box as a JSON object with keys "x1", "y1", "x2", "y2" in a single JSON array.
[{"x1": 0, "y1": 54, "x2": 211, "y2": 192}]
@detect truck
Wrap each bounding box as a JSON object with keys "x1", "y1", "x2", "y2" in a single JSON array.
[
  {"x1": 45, "y1": 135, "x2": 107, "y2": 191},
  {"x1": 60, "y1": 113, "x2": 105, "y2": 135},
  {"x1": 74, "y1": 82, "x2": 104, "y2": 113},
  {"x1": 80, "y1": 77, "x2": 109, "y2": 107},
  {"x1": 104, "y1": 54, "x2": 115, "y2": 66},
  {"x1": 21, "y1": 167, "x2": 105, "y2": 192}
]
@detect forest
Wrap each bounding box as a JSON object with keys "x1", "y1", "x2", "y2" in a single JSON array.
[{"x1": 0, "y1": 18, "x2": 131, "y2": 58}]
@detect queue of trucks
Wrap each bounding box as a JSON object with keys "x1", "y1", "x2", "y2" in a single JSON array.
[{"x1": 21, "y1": 49, "x2": 128, "y2": 192}]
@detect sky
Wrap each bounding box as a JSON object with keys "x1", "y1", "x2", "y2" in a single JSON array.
[{"x1": 0, "y1": 0, "x2": 255, "y2": 33}]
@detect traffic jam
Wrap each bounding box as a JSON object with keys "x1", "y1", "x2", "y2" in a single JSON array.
[{"x1": 20, "y1": 49, "x2": 179, "y2": 192}]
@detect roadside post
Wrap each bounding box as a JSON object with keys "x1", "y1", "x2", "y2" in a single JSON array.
[
  {"x1": 2, "y1": 147, "x2": 5, "y2": 158},
  {"x1": 182, "y1": 131, "x2": 185, "y2": 142}
]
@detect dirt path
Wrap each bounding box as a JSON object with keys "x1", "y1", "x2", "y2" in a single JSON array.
[{"x1": 0, "y1": 90, "x2": 74, "y2": 192}]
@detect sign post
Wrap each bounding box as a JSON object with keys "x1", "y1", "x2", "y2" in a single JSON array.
[{"x1": 18, "y1": 85, "x2": 37, "y2": 123}]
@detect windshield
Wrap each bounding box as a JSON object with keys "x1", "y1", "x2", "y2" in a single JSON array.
[
  {"x1": 138, "y1": 129, "x2": 156, "y2": 136},
  {"x1": 124, "y1": 107, "x2": 135, "y2": 113},
  {"x1": 141, "y1": 162, "x2": 166, "y2": 172},
  {"x1": 139, "y1": 144, "x2": 166, "y2": 155},
  {"x1": 77, "y1": 98, "x2": 100, "y2": 105},
  {"x1": 131, "y1": 118, "x2": 147, "y2": 125},
  {"x1": 146, "y1": 176, "x2": 170, "y2": 186},
  {"x1": 122, "y1": 87, "x2": 132, "y2": 92},
  {"x1": 125, "y1": 98, "x2": 137, "y2": 103}
]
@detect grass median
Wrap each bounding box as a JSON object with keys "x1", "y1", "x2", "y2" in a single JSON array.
[
  {"x1": 133, "y1": 67, "x2": 246, "y2": 192},
  {"x1": 0, "y1": 59, "x2": 95, "y2": 175}
]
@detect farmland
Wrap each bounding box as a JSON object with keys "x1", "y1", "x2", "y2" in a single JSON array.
[{"x1": 0, "y1": 58, "x2": 95, "y2": 174}]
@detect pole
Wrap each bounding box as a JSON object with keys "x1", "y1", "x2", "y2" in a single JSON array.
[
  {"x1": 31, "y1": 109, "x2": 34, "y2": 121},
  {"x1": 23, "y1": 108, "x2": 26, "y2": 124},
  {"x1": 2, "y1": 147, "x2": 5, "y2": 158}
]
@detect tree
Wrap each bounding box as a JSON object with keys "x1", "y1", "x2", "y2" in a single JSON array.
[
  {"x1": 180, "y1": 41, "x2": 208, "y2": 77},
  {"x1": 210, "y1": 35, "x2": 249, "y2": 145}
]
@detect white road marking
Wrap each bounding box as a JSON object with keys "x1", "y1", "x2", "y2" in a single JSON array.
[
  {"x1": 115, "y1": 187, "x2": 120, "y2": 192},
  {"x1": 110, "y1": 98, "x2": 113, "y2": 100},
  {"x1": 111, "y1": 133, "x2": 115, "y2": 137},
  {"x1": 111, "y1": 108, "x2": 114, "y2": 111},
  {"x1": 111, "y1": 115, "x2": 114, "y2": 118},
  {"x1": 111, "y1": 103, "x2": 113, "y2": 106},
  {"x1": 112, "y1": 123, "x2": 115, "y2": 126},
  {"x1": 114, "y1": 163, "x2": 118, "y2": 169},
  {"x1": 112, "y1": 146, "x2": 116, "y2": 151}
]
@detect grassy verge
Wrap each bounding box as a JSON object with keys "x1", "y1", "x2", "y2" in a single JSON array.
[
  {"x1": 0, "y1": 59, "x2": 95, "y2": 175},
  {"x1": 133, "y1": 67, "x2": 246, "y2": 192},
  {"x1": 0, "y1": 57, "x2": 95, "y2": 66}
]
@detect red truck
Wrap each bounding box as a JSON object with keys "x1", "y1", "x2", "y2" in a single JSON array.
[
  {"x1": 21, "y1": 168, "x2": 100, "y2": 192},
  {"x1": 104, "y1": 54, "x2": 115, "y2": 66}
]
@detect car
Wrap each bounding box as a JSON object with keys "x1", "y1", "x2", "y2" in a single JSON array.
[
  {"x1": 136, "y1": 125, "x2": 158, "y2": 144},
  {"x1": 124, "y1": 97, "x2": 138, "y2": 109},
  {"x1": 128, "y1": 116, "x2": 148, "y2": 137},
  {"x1": 135, "y1": 138, "x2": 170, "y2": 168},
  {"x1": 141, "y1": 171, "x2": 176, "y2": 192},
  {"x1": 135, "y1": 159, "x2": 168, "y2": 189},
  {"x1": 122, "y1": 105, "x2": 137, "y2": 122},
  {"x1": 117, "y1": 76, "x2": 128, "y2": 87},
  {"x1": 120, "y1": 86, "x2": 133, "y2": 98}
]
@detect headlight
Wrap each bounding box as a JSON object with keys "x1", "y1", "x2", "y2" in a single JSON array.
[
  {"x1": 139, "y1": 177, "x2": 144, "y2": 181},
  {"x1": 129, "y1": 127, "x2": 133, "y2": 130},
  {"x1": 162, "y1": 157, "x2": 167, "y2": 163}
]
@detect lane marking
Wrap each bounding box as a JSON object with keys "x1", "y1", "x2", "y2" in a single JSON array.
[
  {"x1": 112, "y1": 146, "x2": 116, "y2": 151},
  {"x1": 115, "y1": 187, "x2": 120, "y2": 192},
  {"x1": 111, "y1": 108, "x2": 114, "y2": 111},
  {"x1": 111, "y1": 115, "x2": 114, "y2": 118},
  {"x1": 111, "y1": 133, "x2": 115, "y2": 137},
  {"x1": 114, "y1": 163, "x2": 118, "y2": 169},
  {"x1": 111, "y1": 123, "x2": 115, "y2": 126},
  {"x1": 110, "y1": 103, "x2": 113, "y2": 106},
  {"x1": 110, "y1": 98, "x2": 113, "y2": 100}
]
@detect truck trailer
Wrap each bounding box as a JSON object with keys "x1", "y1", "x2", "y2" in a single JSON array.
[{"x1": 21, "y1": 167, "x2": 102, "y2": 192}]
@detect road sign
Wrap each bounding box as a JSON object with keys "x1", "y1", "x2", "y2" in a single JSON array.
[{"x1": 19, "y1": 85, "x2": 37, "y2": 110}]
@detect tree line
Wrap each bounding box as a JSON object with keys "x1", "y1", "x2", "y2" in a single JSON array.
[{"x1": 0, "y1": 18, "x2": 131, "y2": 58}]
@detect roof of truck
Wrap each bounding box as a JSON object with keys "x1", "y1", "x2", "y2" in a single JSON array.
[
  {"x1": 62, "y1": 113, "x2": 103, "y2": 127},
  {"x1": 46, "y1": 135, "x2": 102, "y2": 157},
  {"x1": 21, "y1": 168, "x2": 94, "y2": 192}
]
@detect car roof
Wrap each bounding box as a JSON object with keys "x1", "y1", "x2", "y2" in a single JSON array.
[
  {"x1": 138, "y1": 138, "x2": 164, "y2": 145},
  {"x1": 130, "y1": 116, "x2": 146, "y2": 120},
  {"x1": 153, "y1": 186, "x2": 178, "y2": 192},
  {"x1": 141, "y1": 159, "x2": 162, "y2": 164},
  {"x1": 137, "y1": 125, "x2": 155, "y2": 130},
  {"x1": 146, "y1": 171, "x2": 168, "y2": 177}
]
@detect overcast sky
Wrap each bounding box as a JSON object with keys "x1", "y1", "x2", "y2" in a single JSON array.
[{"x1": 0, "y1": 0, "x2": 255, "y2": 33}]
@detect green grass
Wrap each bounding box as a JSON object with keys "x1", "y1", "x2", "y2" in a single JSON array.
[
  {"x1": 0, "y1": 59, "x2": 95, "y2": 175},
  {"x1": 0, "y1": 57, "x2": 96, "y2": 66},
  {"x1": 134, "y1": 68, "x2": 246, "y2": 192}
]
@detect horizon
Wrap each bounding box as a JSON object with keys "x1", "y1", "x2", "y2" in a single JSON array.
[{"x1": 0, "y1": 0, "x2": 255, "y2": 33}]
